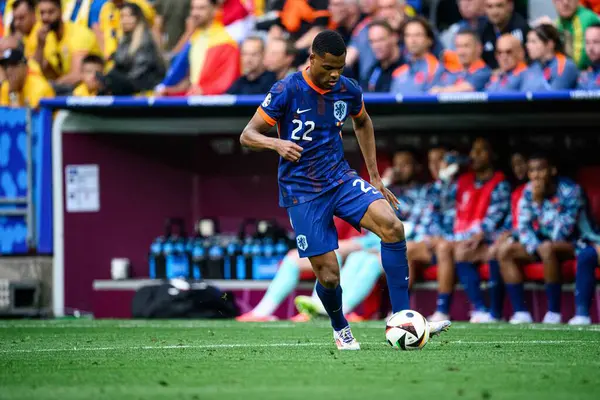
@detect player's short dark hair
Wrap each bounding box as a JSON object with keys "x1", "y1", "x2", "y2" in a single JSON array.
[
  {"x1": 368, "y1": 20, "x2": 394, "y2": 35},
  {"x1": 402, "y1": 16, "x2": 435, "y2": 43},
  {"x1": 39, "y1": 0, "x2": 62, "y2": 9},
  {"x1": 532, "y1": 24, "x2": 563, "y2": 53},
  {"x1": 82, "y1": 54, "x2": 105, "y2": 67},
  {"x1": 528, "y1": 151, "x2": 554, "y2": 166},
  {"x1": 13, "y1": 0, "x2": 36, "y2": 11},
  {"x1": 394, "y1": 147, "x2": 421, "y2": 162},
  {"x1": 456, "y1": 27, "x2": 481, "y2": 44},
  {"x1": 312, "y1": 30, "x2": 347, "y2": 57}
]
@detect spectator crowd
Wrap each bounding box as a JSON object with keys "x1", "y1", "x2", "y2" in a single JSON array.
[
  {"x1": 238, "y1": 137, "x2": 600, "y2": 326},
  {"x1": 0, "y1": 0, "x2": 599, "y2": 108}
]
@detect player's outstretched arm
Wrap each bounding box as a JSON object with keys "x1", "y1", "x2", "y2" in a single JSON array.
[
  {"x1": 352, "y1": 110, "x2": 400, "y2": 209},
  {"x1": 240, "y1": 111, "x2": 304, "y2": 162}
]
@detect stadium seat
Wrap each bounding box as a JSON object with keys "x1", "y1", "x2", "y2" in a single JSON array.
[
  {"x1": 422, "y1": 264, "x2": 490, "y2": 281},
  {"x1": 522, "y1": 260, "x2": 577, "y2": 281}
]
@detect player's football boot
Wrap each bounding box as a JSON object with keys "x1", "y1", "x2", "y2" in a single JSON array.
[
  {"x1": 428, "y1": 320, "x2": 451, "y2": 337},
  {"x1": 509, "y1": 311, "x2": 533, "y2": 324},
  {"x1": 568, "y1": 315, "x2": 592, "y2": 326},
  {"x1": 542, "y1": 311, "x2": 561, "y2": 324},
  {"x1": 428, "y1": 311, "x2": 450, "y2": 323},
  {"x1": 290, "y1": 313, "x2": 311, "y2": 322},
  {"x1": 469, "y1": 311, "x2": 495, "y2": 323},
  {"x1": 235, "y1": 312, "x2": 278, "y2": 322},
  {"x1": 334, "y1": 326, "x2": 361, "y2": 350}
]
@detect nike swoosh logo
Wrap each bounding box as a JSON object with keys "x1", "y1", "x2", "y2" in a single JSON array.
[{"x1": 296, "y1": 108, "x2": 311, "y2": 114}]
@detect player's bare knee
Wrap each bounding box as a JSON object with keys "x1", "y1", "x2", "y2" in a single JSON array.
[
  {"x1": 380, "y1": 218, "x2": 404, "y2": 243},
  {"x1": 318, "y1": 272, "x2": 340, "y2": 288},
  {"x1": 453, "y1": 242, "x2": 469, "y2": 262},
  {"x1": 497, "y1": 243, "x2": 513, "y2": 262},
  {"x1": 436, "y1": 240, "x2": 453, "y2": 257},
  {"x1": 538, "y1": 241, "x2": 556, "y2": 259}
]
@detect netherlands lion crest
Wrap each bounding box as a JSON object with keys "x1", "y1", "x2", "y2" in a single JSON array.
[
  {"x1": 296, "y1": 235, "x2": 308, "y2": 251},
  {"x1": 333, "y1": 101, "x2": 347, "y2": 122}
]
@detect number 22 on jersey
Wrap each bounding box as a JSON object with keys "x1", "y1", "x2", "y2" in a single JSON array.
[{"x1": 291, "y1": 119, "x2": 315, "y2": 141}]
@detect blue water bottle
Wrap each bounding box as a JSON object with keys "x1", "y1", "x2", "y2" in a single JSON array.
[
  {"x1": 191, "y1": 240, "x2": 205, "y2": 279},
  {"x1": 224, "y1": 240, "x2": 239, "y2": 279},
  {"x1": 207, "y1": 240, "x2": 225, "y2": 279},
  {"x1": 239, "y1": 238, "x2": 253, "y2": 279},
  {"x1": 148, "y1": 237, "x2": 165, "y2": 278},
  {"x1": 251, "y1": 239, "x2": 263, "y2": 280},
  {"x1": 275, "y1": 238, "x2": 288, "y2": 261}
]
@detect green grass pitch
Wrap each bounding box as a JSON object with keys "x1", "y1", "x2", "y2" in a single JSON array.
[{"x1": 1, "y1": 319, "x2": 600, "y2": 399}]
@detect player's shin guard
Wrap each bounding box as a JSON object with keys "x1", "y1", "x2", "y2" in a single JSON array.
[
  {"x1": 380, "y1": 240, "x2": 410, "y2": 313},
  {"x1": 456, "y1": 262, "x2": 487, "y2": 312},
  {"x1": 575, "y1": 245, "x2": 598, "y2": 317},
  {"x1": 488, "y1": 260, "x2": 505, "y2": 319},
  {"x1": 545, "y1": 283, "x2": 562, "y2": 314},
  {"x1": 315, "y1": 281, "x2": 348, "y2": 330}
]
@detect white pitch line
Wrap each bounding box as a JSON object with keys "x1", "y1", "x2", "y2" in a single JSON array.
[
  {"x1": 2, "y1": 339, "x2": 599, "y2": 354},
  {"x1": 0, "y1": 342, "x2": 331, "y2": 354}
]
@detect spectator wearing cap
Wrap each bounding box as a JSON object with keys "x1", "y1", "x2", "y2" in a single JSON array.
[
  {"x1": 578, "y1": 23, "x2": 600, "y2": 89},
  {"x1": 431, "y1": 29, "x2": 491, "y2": 93},
  {"x1": 97, "y1": 0, "x2": 155, "y2": 60},
  {"x1": 35, "y1": 0, "x2": 101, "y2": 91},
  {"x1": 479, "y1": 0, "x2": 530, "y2": 69},
  {"x1": 263, "y1": 37, "x2": 296, "y2": 80},
  {"x1": 62, "y1": 0, "x2": 107, "y2": 29},
  {"x1": 227, "y1": 36, "x2": 276, "y2": 95},
  {"x1": 441, "y1": 0, "x2": 487, "y2": 50},
  {"x1": 555, "y1": 0, "x2": 600, "y2": 69},
  {"x1": 156, "y1": 0, "x2": 239, "y2": 96},
  {"x1": 486, "y1": 33, "x2": 527, "y2": 91},
  {"x1": 363, "y1": 20, "x2": 403, "y2": 92},
  {"x1": 521, "y1": 24, "x2": 579, "y2": 91},
  {"x1": 390, "y1": 17, "x2": 444, "y2": 94},
  {"x1": 328, "y1": 0, "x2": 362, "y2": 44},
  {"x1": 0, "y1": 47, "x2": 54, "y2": 108}
]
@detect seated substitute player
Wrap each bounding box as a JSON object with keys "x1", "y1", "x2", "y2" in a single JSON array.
[
  {"x1": 498, "y1": 153, "x2": 583, "y2": 324},
  {"x1": 569, "y1": 198, "x2": 600, "y2": 325},
  {"x1": 447, "y1": 137, "x2": 511, "y2": 323},
  {"x1": 485, "y1": 149, "x2": 529, "y2": 321},
  {"x1": 240, "y1": 30, "x2": 450, "y2": 350}
]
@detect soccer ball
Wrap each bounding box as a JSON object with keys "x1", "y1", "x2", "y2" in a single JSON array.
[{"x1": 385, "y1": 310, "x2": 430, "y2": 350}]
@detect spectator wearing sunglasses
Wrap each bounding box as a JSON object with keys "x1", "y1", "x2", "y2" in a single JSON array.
[{"x1": 486, "y1": 33, "x2": 527, "y2": 92}]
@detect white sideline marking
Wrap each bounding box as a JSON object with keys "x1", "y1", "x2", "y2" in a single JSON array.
[
  {"x1": 0, "y1": 342, "x2": 330, "y2": 354},
  {"x1": 2, "y1": 339, "x2": 599, "y2": 354}
]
